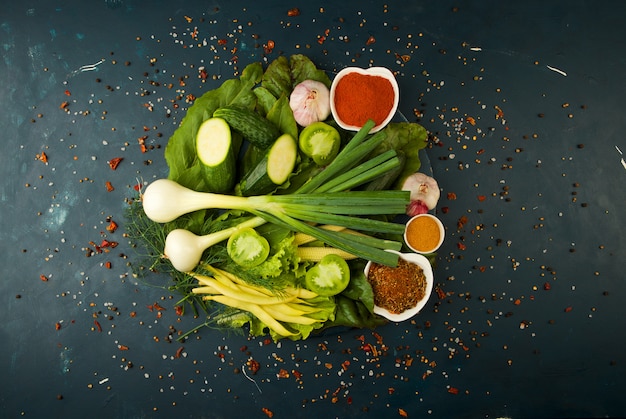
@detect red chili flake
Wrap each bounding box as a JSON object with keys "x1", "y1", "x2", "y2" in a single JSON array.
[
  {"x1": 108, "y1": 157, "x2": 123, "y2": 170},
  {"x1": 564, "y1": 306, "x2": 573, "y2": 313},
  {"x1": 40, "y1": 274, "x2": 49, "y2": 282},
  {"x1": 317, "y1": 36, "x2": 326, "y2": 45},
  {"x1": 466, "y1": 116, "x2": 476, "y2": 125},
  {"x1": 104, "y1": 261, "x2": 112, "y2": 269},
  {"x1": 447, "y1": 192, "x2": 457, "y2": 200},
  {"x1": 514, "y1": 298, "x2": 521, "y2": 305},
  {"x1": 448, "y1": 386, "x2": 460, "y2": 395},
  {"x1": 60, "y1": 101, "x2": 69, "y2": 109},
  {"x1": 457, "y1": 215, "x2": 468, "y2": 229},
  {"x1": 64, "y1": 89, "x2": 71, "y2": 96},
  {"x1": 477, "y1": 195, "x2": 486, "y2": 202},
  {"x1": 133, "y1": 183, "x2": 142, "y2": 192},
  {"x1": 366, "y1": 35, "x2": 376, "y2": 46},
  {"x1": 398, "y1": 408, "x2": 408, "y2": 418},
  {"x1": 495, "y1": 105, "x2": 505, "y2": 119},
  {"x1": 261, "y1": 407, "x2": 274, "y2": 418},
  {"x1": 36, "y1": 151, "x2": 48, "y2": 163},
  {"x1": 199, "y1": 68, "x2": 208, "y2": 79},
  {"x1": 94, "y1": 320, "x2": 102, "y2": 332},
  {"x1": 543, "y1": 282, "x2": 551, "y2": 291},
  {"x1": 457, "y1": 242, "x2": 467, "y2": 250},
  {"x1": 435, "y1": 286, "x2": 446, "y2": 300},
  {"x1": 263, "y1": 338, "x2": 271, "y2": 346},
  {"x1": 477, "y1": 148, "x2": 485, "y2": 155},
  {"x1": 217, "y1": 39, "x2": 227, "y2": 45},
  {"x1": 148, "y1": 302, "x2": 166, "y2": 311},
  {"x1": 118, "y1": 344, "x2": 129, "y2": 350},
  {"x1": 175, "y1": 346, "x2": 184, "y2": 358},
  {"x1": 277, "y1": 368, "x2": 290, "y2": 379},
  {"x1": 174, "y1": 305, "x2": 183, "y2": 316},
  {"x1": 440, "y1": 206, "x2": 449, "y2": 214},
  {"x1": 292, "y1": 369, "x2": 302, "y2": 380},
  {"x1": 129, "y1": 311, "x2": 137, "y2": 318},
  {"x1": 55, "y1": 322, "x2": 62, "y2": 330},
  {"x1": 105, "y1": 181, "x2": 114, "y2": 192},
  {"x1": 388, "y1": 387, "x2": 395, "y2": 395},
  {"x1": 106, "y1": 220, "x2": 118, "y2": 233},
  {"x1": 287, "y1": 7, "x2": 300, "y2": 16},
  {"x1": 341, "y1": 360, "x2": 350, "y2": 371}
]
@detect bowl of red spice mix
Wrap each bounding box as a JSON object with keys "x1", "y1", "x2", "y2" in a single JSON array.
[
  {"x1": 364, "y1": 251, "x2": 434, "y2": 322},
  {"x1": 330, "y1": 66, "x2": 399, "y2": 133}
]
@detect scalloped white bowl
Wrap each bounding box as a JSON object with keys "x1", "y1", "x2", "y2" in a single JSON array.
[
  {"x1": 330, "y1": 66, "x2": 399, "y2": 133},
  {"x1": 364, "y1": 250, "x2": 434, "y2": 322}
]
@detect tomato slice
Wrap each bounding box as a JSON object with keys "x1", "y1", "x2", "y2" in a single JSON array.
[
  {"x1": 298, "y1": 122, "x2": 341, "y2": 166},
  {"x1": 304, "y1": 254, "x2": 350, "y2": 296},
  {"x1": 227, "y1": 227, "x2": 270, "y2": 268}
]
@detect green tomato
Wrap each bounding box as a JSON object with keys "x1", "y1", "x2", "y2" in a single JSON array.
[
  {"x1": 304, "y1": 254, "x2": 350, "y2": 296},
  {"x1": 227, "y1": 227, "x2": 270, "y2": 268},
  {"x1": 298, "y1": 122, "x2": 341, "y2": 166}
]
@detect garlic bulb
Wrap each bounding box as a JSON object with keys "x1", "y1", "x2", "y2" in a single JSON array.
[
  {"x1": 289, "y1": 80, "x2": 330, "y2": 127},
  {"x1": 401, "y1": 172, "x2": 440, "y2": 216}
]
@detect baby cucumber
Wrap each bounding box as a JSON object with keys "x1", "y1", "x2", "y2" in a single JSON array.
[{"x1": 213, "y1": 106, "x2": 281, "y2": 149}]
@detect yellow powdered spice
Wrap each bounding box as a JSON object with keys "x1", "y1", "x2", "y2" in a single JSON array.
[{"x1": 406, "y1": 216, "x2": 440, "y2": 252}]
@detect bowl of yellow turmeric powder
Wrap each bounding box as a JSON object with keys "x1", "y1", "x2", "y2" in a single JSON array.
[{"x1": 403, "y1": 214, "x2": 445, "y2": 254}]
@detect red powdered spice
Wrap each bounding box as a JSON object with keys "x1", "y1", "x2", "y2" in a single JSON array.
[{"x1": 334, "y1": 72, "x2": 394, "y2": 127}]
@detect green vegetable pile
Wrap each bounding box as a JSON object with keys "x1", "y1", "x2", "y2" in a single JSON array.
[{"x1": 126, "y1": 54, "x2": 428, "y2": 341}]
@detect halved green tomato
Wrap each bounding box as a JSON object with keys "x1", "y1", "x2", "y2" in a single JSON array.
[
  {"x1": 304, "y1": 254, "x2": 350, "y2": 296},
  {"x1": 227, "y1": 227, "x2": 270, "y2": 268},
  {"x1": 298, "y1": 121, "x2": 341, "y2": 166}
]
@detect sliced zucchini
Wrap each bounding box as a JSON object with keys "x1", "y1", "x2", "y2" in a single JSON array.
[
  {"x1": 239, "y1": 133, "x2": 298, "y2": 196},
  {"x1": 195, "y1": 117, "x2": 236, "y2": 193}
]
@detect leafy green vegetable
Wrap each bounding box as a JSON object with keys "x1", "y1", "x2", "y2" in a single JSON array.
[
  {"x1": 370, "y1": 122, "x2": 428, "y2": 189},
  {"x1": 164, "y1": 62, "x2": 262, "y2": 191}
]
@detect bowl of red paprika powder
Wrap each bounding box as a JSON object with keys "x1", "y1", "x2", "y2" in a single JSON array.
[{"x1": 330, "y1": 66, "x2": 399, "y2": 133}]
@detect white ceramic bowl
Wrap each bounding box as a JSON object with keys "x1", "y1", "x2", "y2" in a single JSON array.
[
  {"x1": 404, "y1": 214, "x2": 445, "y2": 254},
  {"x1": 364, "y1": 250, "x2": 434, "y2": 322},
  {"x1": 330, "y1": 66, "x2": 399, "y2": 133}
]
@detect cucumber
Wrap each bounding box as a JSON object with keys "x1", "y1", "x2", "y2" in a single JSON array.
[
  {"x1": 213, "y1": 106, "x2": 281, "y2": 149},
  {"x1": 239, "y1": 133, "x2": 298, "y2": 196},
  {"x1": 195, "y1": 117, "x2": 236, "y2": 193}
]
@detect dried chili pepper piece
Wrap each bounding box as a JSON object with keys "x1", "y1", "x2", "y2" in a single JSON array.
[
  {"x1": 287, "y1": 7, "x2": 300, "y2": 16},
  {"x1": 108, "y1": 157, "x2": 123, "y2": 170},
  {"x1": 105, "y1": 181, "x2": 114, "y2": 192},
  {"x1": 106, "y1": 220, "x2": 118, "y2": 233}
]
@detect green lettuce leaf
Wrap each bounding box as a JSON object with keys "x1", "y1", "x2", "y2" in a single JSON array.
[{"x1": 372, "y1": 122, "x2": 428, "y2": 189}]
